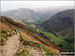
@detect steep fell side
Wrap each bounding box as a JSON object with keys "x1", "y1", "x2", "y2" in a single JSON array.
[{"x1": 0, "y1": 16, "x2": 63, "y2": 55}]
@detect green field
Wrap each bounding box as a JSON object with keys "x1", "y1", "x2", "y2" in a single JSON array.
[
  {"x1": 41, "y1": 32, "x2": 70, "y2": 50},
  {"x1": 29, "y1": 24, "x2": 73, "y2": 51}
]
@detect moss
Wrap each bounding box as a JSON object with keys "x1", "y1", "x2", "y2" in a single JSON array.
[
  {"x1": 16, "y1": 49, "x2": 30, "y2": 56},
  {"x1": 1, "y1": 30, "x2": 14, "y2": 38},
  {"x1": 0, "y1": 30, "x2": 15, "y2": 44},
  {"x1": 1, "y1": 33, "x2": 7, "y2": 37}
]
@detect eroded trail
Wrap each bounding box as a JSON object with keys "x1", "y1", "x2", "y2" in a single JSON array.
[
  {"x1": 0, "y1": 33, "x2": 46, "y2": 56},
  {"x1": 1, "y1": 33, "x2": 20, "y2": 56}
]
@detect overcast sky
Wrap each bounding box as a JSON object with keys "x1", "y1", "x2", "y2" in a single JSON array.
[{"x1": 1, "y1": 1, "x2": 74, "y2": 12}]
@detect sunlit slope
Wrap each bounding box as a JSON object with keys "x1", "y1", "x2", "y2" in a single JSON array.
[{"x1": 0, "y1": 16, "x2": 63, "y2": 54}]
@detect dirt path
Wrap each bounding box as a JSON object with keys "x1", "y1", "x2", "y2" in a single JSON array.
[
  {"x1": 0, "y1": 32, "x2": 46, "y2": 56},
  {"x1": 1, "y1": 33, "x2": 20, "y2": 56}
]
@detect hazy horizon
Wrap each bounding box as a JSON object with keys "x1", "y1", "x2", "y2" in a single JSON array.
[{"x1": 1, "y1": 1, "x2": 74, "y2": 12}]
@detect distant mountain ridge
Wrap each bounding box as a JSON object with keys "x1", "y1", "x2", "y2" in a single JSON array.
[
  {"x1": 1, "y1": 6, "x2": 74, "y2": 23},
  {"x1": 40, "y1": 9, "x2": 74, "y2": 33},
  {"x1": 33, "y1": 6, "x2": 74, "y2": 22},
  {"x1": 1, "y1": 8, "x2": 41, "y2": 22}
]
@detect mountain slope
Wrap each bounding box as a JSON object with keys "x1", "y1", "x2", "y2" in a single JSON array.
[
  {"x1": 34, "y1": 6, "x2": 74, "y2": 23},
  {"x1": 39, "y1": 9, "x2": 74, "y2": 51},
  {"x1": 40, "y1": 9, "x2": 74, "y2": 35},
  {"x1": 0, "y1": 16, "x2": 64, "y2": 55},
  {"x1": 1, "y1": 6, "x2": 74, "y2": 23},
  {"x1": 1, "y1": 8, "x2": 40, "y2": 22}
]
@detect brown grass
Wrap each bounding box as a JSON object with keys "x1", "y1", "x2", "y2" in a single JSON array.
[{"x1": 0, "y1": 16, "x2": 63, "y2": 54}]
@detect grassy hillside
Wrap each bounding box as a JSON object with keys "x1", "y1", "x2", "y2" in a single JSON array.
[
  {"x1": 0, "y1": 16, "x2": 64, "y2": 55},
  {"x1": 36, "y1": 9, "x2": 74, "y2": 52},
  {"x1": 30, "y1": 24, "x2": 74, "y2": 51},
  {"x1": 40, "y1": 31, "x2": 73, "y2": 51}
]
